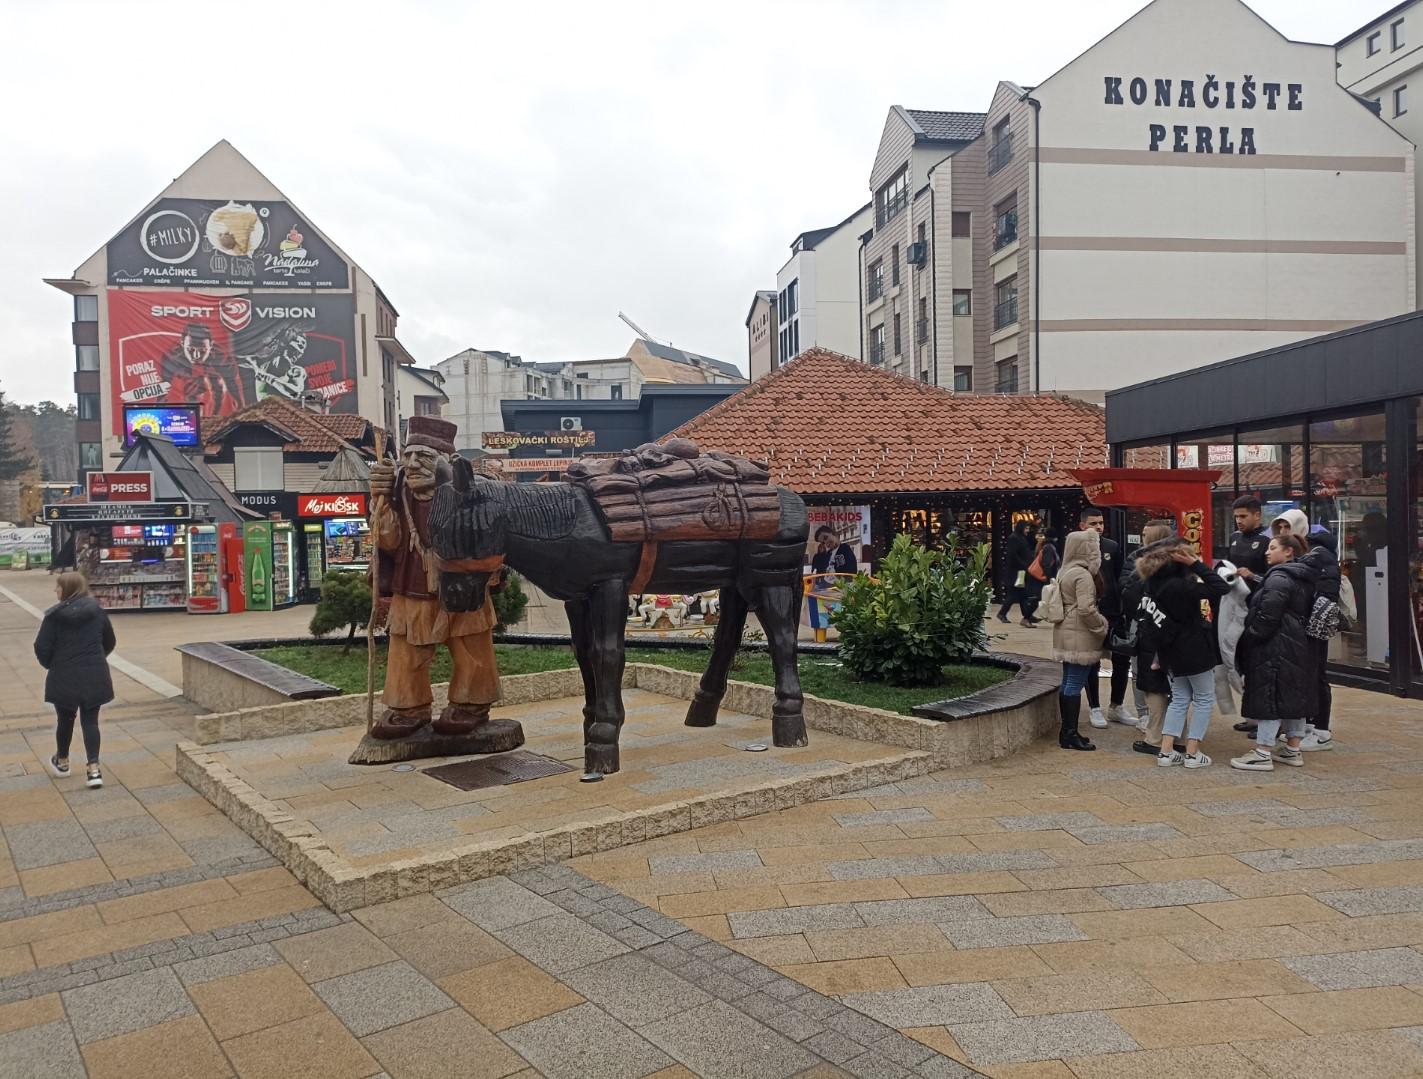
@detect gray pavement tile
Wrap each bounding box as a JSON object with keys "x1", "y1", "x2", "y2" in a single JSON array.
[
  {"x1": 171, "y1": 942, "x2": 284, "y2": 986},
  {"x1": 1097, "y1": 879, "x2": 1238, "y2": 909},
  {"x1": 4, "y1": 819, "x2": 97, "y2": 870},
  {"x1": 949, "y1": 1010, "x2": 1138, "y2": 1064},
  {"x1": 1235, "y1": 839, "x2": 1423, "y2": 872},
  {"x1": 726, "y1": 903, "x2": 864, "y2": 939},
  {"x1": 641, "y1": 999, "x2": 819, "y2": 1079},
  {"x1": 627, "y1": 908, "x2": 686, "y2": 937},
  {"x1": 495, "y1": 912, "x2": 630, "y2": 974},
  {"x1": 179, "y1": 834, "x2": 263, "y2": 864},
  {"x1": 833, "y1": 808, "x2": 935, "y2": 828},
  {"x1": 762, "y1": 974, "x2": 813, "y2": 1001},
  {"x1": 1317, "y1": 884, "x2": 1423, "y2": 916},
  {"x1": 937, "y1": 915, "x2": 1087, "y2": 949},
  {"x1": 62, "y1": 966, "x2": 194, "y2": 1044},
  {"x1": 81, "y1": 814, "x2": 163, "y2": 844},
  {"x1": 995, "y1": 812, "x2": 1106, "y2": 832},
  {"x1": 916, "y1": 1056, "x2": 979, "y2": 1078},
  {"x1": 934, "y1": 850, "x2": 1058, "y2": 873},
  {"x1": 132, "y1": 782, "x2": 199, "y2": 805},
  {"x1": 841, "y1": 1051, "x2": 911, "y2": 1079},
  {"x1": 438, "y1": 876, "x2": 561, "y2": 930},
  {"x1": 803, "y1": 1029, "x2": 868, "y2": 1064},
  {"x1": 736, "y1": 991, "x2": 791, "y2": 1022},
  {"x1": 869, "y1": 1030, "x2": 937, "y2": 1068},
  {"x1": 614, "y1": 925, "x2": 664, "y2": 950},
  {"x1": 1282, "y1": 947, "x2": 1423, "y2": 989},
  {"x1": 1400, "y1": 1026, "x2": 1423, "y2": 1051},
  {"x1": 643, "y1": 941, "x2": 691, "y2": 968},
  {"x1": 561, "y1": 953, "x2": 712, "y2": 1025},
  {"x1": 648, "y1": 850, "x2": 765, "y2": 875},
  {"x1": 501, "y1": 1002, "x2": 673, "y2": 1079},
  {"x1": 763, "y1": 1006, "x2": 825, "y2": 1042},
  {"x1": 1187, "y1": 798, "x2": 1295, "y2": 818},
  {"x1": 821, "y1": 1006, "x2": 899, "y2": 1045},
  {"x1": 0, "y1": 1020, "x2": 86, "y2": 1079},
  {"x1": 1067, "y1": 823, "x2": 1183, "y2": 844},
  {"x1": 312, "y1": 959, "x2": 452, "y2": 1036},
  {"x1": 548, "y1": 889, "x2": 606, "y2": 916},
  {"x1": 828, "y1": 857, "x2": 944, "y2": 881},
  {"x1": 854, "y1": 896, "x2": 992, "y2": 926},
  {"x1": 841, "y1": 984, "x2": 1013, "y2": 1028}
]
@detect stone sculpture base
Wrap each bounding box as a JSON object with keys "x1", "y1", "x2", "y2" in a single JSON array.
[{"x1": 348, "y1": 718, "x2": 525, "y2": 765}]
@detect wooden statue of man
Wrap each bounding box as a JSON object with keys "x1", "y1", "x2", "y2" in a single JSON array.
[{"x1": 367, "y1": 416, "x2": 500, "y2": 740}]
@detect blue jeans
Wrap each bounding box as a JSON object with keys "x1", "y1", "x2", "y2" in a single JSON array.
[
  {"x1": 1163, "y1": 670, "x2": 1215, "y2": 741},
  {"x1": 1060, "y1": 662, "x2": 1094, "y2": 698}
]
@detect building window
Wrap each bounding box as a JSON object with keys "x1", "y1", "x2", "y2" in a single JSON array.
[
  {"x1": 77, "y1": 393, "x2": 99, "y2": 421},
  {"x1": 75, "y1": 344, "x2": 99, "y2": 371},
  {"x1": 954, "y1": 367, "x2": 972, "y2": 392},
  {"x1": 995, "y1": 358, "x2": 1019, "y2": 394},
  {"x1": 952, "y1": 290, "x2": 972, "y2": 316},
  {"x1": 576, "y1": 385, "x2": 584, "y2": 399},
  {"x1": 988, "y1": 118, "x2": 1014, "y2": 174},
  {"x1": 1368, "y1": 31, "x2": 1382, "y2": 55},
  {"x1": 875, "y1": 165, "x2": 909, "y2": 227},
  {"x1": 80, "y1": 442, "x2": 102, "y2": 469},
  {"x1": 867, "y1": 259, "x2": 885, "y2": 301},
  {"x1": 791, "y1": 321, "x2": 799, "y2": 356},
  {"x1": 869, "y1": 325, "x2": 886, "y2": 365},
  {"x1": 1396, "y1": 85, "x2": 1408, "y2": 116},
  {"x1": 994, "y1": 198, "x2": 1019, "y2": 250},
  {"x1": 1393, "y1": 18, "x2": 1405, "y2": 50},
  {"x1": 995, "y1": 277, "x2": 1019, "y2": 330},
  {"x1": 916, "y1": 222, "x2": 927, "y2": 244},
  {"x1": 891, "y1": 244, "x2": 900, "y2": 286},
  {"x1": 74, "y1": 295, "x2": 98, "y2": 322},
  {"x1": 786, "y1": 279, "x2": 798, "y2": 316},
  {"x1": 234, "y1": 446, "x2": 283, "y2": 491},
  {"x1": 611, "y1": 384, "x2": 623, "y2": 400},
  {"x1": 916, "y1": 297, "x2": 929, "y2": 343},
  {"x1": 952, "y1": 211, "x2": 971, "y2": 238},
  {"x1": 893, "y1": 313, "x2": 902, "y2": 355}
]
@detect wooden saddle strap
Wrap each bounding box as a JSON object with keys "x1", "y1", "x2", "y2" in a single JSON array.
[{"x1": 629, "y1": 541, "x2": 659, "y2": 595}]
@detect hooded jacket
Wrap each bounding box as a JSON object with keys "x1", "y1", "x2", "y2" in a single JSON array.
[
  {"x1": 1271, "y1": 509, "x2": 1340, "y2": 603},
  {"x1": 1214, "y1": 560, "x2": 1252, "y2": 694},
  {"x1": 1051, "y1": 530, "x2": 1109, "y2": 665},
  {"x1": 1119, "y1": 538, "x2": 1174, "y2": 694},
  {"x1": 33, "y1": 594, "x2": 116, "y2": 710},
  {"x1": 1137, "y1": 543, "x2": 1230, "y2": 678},
  {"x1": 1238, "y1": 560, "x2": 1317, "y2": 720}
]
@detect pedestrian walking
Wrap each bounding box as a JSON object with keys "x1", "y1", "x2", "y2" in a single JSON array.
[
  {"x1": 1137, "y1": 537, "x2": 1230, "y2": 768},
  {"x1": 1231, "y1": 533, "x2": 1317, "y2": 772},
  {"x1": 1119, "y1": 521, "x2": 1179, "y2": 755},
  {"x1": 1050, "y1": 529, "x2": 1109, "y2": 751},
  {"x1": 997, "y1": 520, "x2": 1037, "y2": 626},
  {"x1": 1079, "y1": 507, "x2": 1135, "y2": 729},
  {"x1": 1024, "y1": 530, "x2": 1059, "y2": 626},
  {"x1": 33, "y1": 572, "x2": 114, "y2": 788},
  {"x1": 1274, "y1": 509, "x2": 1340, "y2": 752}
]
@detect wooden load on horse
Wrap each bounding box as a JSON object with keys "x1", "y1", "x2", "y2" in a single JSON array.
[{"x1": 564, "y1": 438, "x2": 781, "y2": 544}]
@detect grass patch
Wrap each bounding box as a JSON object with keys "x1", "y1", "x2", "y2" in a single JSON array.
[{"x1": 251, "y1": 643, "x2": 1011, "y2": 715}]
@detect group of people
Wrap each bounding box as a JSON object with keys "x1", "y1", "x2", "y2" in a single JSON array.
[
  {"x1": 1043, "y1": 497, "x2": 1341, "y2": 771},
  {"x1": 997, "y1": 519, "x2": 1064, "y2": 628}
]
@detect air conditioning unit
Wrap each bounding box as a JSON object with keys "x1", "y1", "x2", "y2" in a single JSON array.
[
  {"x1": 560, "y1": 416, "x2": 583, "y2": 431},
  {"x1": 906, "y1": 241, "x2": 929, "y2": 266}
]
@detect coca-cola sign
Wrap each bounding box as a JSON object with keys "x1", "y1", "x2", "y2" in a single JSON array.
[{"x1": 297, "y1": 493, "x2": 367, "y2": 518}]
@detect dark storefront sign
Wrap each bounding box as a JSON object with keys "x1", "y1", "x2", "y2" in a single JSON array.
[
  {"x1": 236, "y1": 490, "x2": 299, "y2": 518},
  {"x1": 107, "y1": 198, "x2": 349, "y2": 289},
  {"x1": 482, "y1": 430, "x2": 596, "y2": 450},
  {"x1": 86, "y1": 471, "x2": 153, "y2": 503},
  {"x1": 45, "y1": 502, "x2": 195, "y2": 523},
  {"x1": 108, "y1": 290, "x2": 358, "y2": 428},
  {"x1": 297, "y1": 492, "x2": 367, "y2": 518}
]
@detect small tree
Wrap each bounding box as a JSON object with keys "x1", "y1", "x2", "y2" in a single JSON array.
[
  {"x1": 492, "y1": 569, "x2": 528, "y2": 631},
  {"x1": 309, "y1": 570, "x2": 372, "y2": 653},
  {"x1": 832, "y1": 532, "x2": 991, "y2": 687},
  {"x1": 0, "y1": 389, "x2": 36, "y2": 482}
]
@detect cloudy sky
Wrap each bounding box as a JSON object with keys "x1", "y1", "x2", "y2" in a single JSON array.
[{"x1": 0, "y1": 0, "x2": 1386, "y2": 405}]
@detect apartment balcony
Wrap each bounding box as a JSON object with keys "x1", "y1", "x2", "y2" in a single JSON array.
[
  {"x1": 915, "y1": 318, "x2": 929, "y2": 344},
  {"x1": 994, "y1": 297, "x2": 1019, "y2": 330},
  {"x1": 869, "y1": 342, "x2": 886, "y2": 365},
  {"x1": 993, "y1": 213, "x2": 1018, "y2": 251},
  {"x1": 867, "y1": 277, "x2": 885, "y2": 302}
]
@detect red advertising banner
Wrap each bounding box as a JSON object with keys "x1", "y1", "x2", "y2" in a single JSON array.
[
  {"x1": 1068, "y1": 468, "x2": 1222, "y2": 560},
  {"x1": 107, "y1": 290, "x2": 357, "y2": 430},
  {"x1": 297, "y1": 493, "x2": 368, "y2": 518},
  {"x1": 86, "y1": 471, "x2": 153, "y2": 503}
]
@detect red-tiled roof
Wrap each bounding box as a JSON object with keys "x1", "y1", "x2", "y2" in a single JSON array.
[
  {"x1": 668, "y1": 349, "x2": 1107, "y2": 495},
  {"x1": 203, "y1": 398, "x2": 373, "y2": 455}
]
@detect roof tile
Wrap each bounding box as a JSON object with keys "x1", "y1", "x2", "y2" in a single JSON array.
[{"x1": 202, "y1": 397, "x2": 373, "y2": 455}]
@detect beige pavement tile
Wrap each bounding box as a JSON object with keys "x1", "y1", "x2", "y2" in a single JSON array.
[
  {"x1": 1295, "y1": 911, "x2": 1423, "y2": 951},
  {"x1": 1167, "y1": 925, "x2": 1322, "y2": 963},
  {"x1": 859, "y1": 836, "x2": 979, "y2": 857},
  {"x1": 95, "y1": 833, "x2": 193, "y2": 878},
  {"x1": 1106, "y1": 998, "x2": 1304, "y2": 1048},
  {"x1": 680, "y1": 914, "x2": 733, "y2": 940},
  {"x1": 780, "y1": 879, "x2": 908, "y2": 906},
  {"x1": 1232, "y1": 1030, "x2": 1423, "y2": 1079},
  {"x1": 982, "y1": 888, "x2": 1115, "y2": 917},
  {"x1": 1208, "y1": 870, "x2": 1347, "y2": 900},
  {"x1": 362, "y1": 1007, "x2": 528, "y2": 1079},
  {"x1": 616, "y1": 872, "x2": 719, "y2": 903},
  {"x1": 0, "y1": 943, "x2": 34, "y2": 978},
  {"x1": 19, "y1": 856, "x2": 113, "y2": 897},
  {"x1": 979, "y1": 1061, "x2": 1077, "y2": 1077},
  {"x1": 969, "y1": 830, "x2": 1084, "y2": 852},
  {"x1": 900, "y1": 871, "x2": 1028, "y2": 897},
  {"x1": 97, "y1": 878, "x2": 239, "y2": 925},
  {"x1": 804, "y1": 924, "x2": 952, "y2": 963},
  {"x1": 712, "y1": 864, "x2": 833, "y2": 889},
  {"x1": 1010, "y1": 865, "x2": 1142, "y2": 891},
  {"x1": 275, "y1": 921, "x2": 398, "y2": 983},
  {"x1": 905, "y1": 1024, "x2": 969, "y2": 1061},
  {"x1": 352, "y1": 894, "x2": 459, "y2": 938},
  {"x1": 659, "y1": 885, "x2": 786, "y2": 918},
  {"x1": 893, "y1": 946, "x2": 1055, "y2": 986},
  {"x1": 1069, "y1": 906, "x2": 1215, "y2": 940},
  {"x1": 1140, "y1": 959, "x2": 1317, "y2": 1003},
  {"x1": 1121, "y1": 855, "x2": 1255, "y2": 883},
  {"x1": 0, "y1": 903, "x2": 101, "y2": 949},
  {"x1": 32, "y1": 911, "x2": 188, "y2": 967},
  {"x1": 1032, "y1": 937, "x2": 1196, "y2": 974},
  {"x1": 0, "y1": 992, "x2": 62, "y2": 1036},
  {"x1": 1326, "y1": 859, "x2": 1423, "y2": 888},
  {"x1": 757, "y1": 843, "x2": 870, "y2": 866},
  {"x1": 1046, "y1": 842, "x2": 1169, "y2": 867},
  {"x1": 82, "y1": 1014, "x2": 232, "y2": 1079},
  {"x1": 189, "y1": 963, "x2": 325, "y2": 1040},
  {"x1": 221, "y1": 1010, "x2": 379, "y2": 1079},
  {"x1": 385, "y1": 918, "x2": 512, "y2": 981},
  {"x1": 439, "y1": 955, "x2": 583, "y2": 1031},
  {"x1": 0, "y1": 791, "x2": 71, "y2": 826},
  {"x1": 178, "y1": 883, "x2": 321, "y2": 933},
  {"x1": 225, "y1": 866, "x2": 299, "y2": 894},
  {"x1": 1250, "y1": 826, "x2": 1377, "y2": 849},
  {"x1": 727, "y1": 934, "x2": 817, "y2": 966},
  {"x1": 777, "y1": 956, "x2": 907, "y2": 994},
  {"x1": 1259, "y1": 985, "x2": 1423, "y2": 1035},
  {"x1": 1065, "y1": 1044, "x2": 1269, "y2": 1078},
  {"x1": 992, "y1": 970, "x2": 1164, "y2": 1016},
  {"x1": 1190, "y1": 896, "x2": 1343, "y2": 930}
]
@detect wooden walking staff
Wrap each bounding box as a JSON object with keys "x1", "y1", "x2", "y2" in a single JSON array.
[{"x1": 366, "y1": 429, "x2": 390, "y2": 733}]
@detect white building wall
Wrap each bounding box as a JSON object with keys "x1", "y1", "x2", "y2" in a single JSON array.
[{"x1": 811, "y1": 209, "x2": 871, "y2": 359}]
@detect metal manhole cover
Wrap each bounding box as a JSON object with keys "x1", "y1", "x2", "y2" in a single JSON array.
[{"x1": 422, "y1": 751, "x2": 573, "y2": 791}]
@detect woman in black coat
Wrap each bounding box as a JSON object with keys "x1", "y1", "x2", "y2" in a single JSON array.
[
  {"x1": 1230, "y1": 534, "x2": 1316, "y2": 773},
  {"x1": 997, "y1": 521, "x2": 1038, "y2": 626},
  {"x1": 33, "y1": 572, "x2": 115, "y2": 788}
]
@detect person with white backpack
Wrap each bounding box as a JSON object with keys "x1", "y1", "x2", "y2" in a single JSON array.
[{"x1": 1043, "y1": 529, "x2": 1109, "y2": 752}]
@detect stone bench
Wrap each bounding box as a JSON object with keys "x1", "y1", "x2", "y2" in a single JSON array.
[{"x1": 177, "y1": 642, "x2": 342, "y2": 715}]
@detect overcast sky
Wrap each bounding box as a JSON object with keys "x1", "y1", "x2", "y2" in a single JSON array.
[{"x1": 0, "y1": 0, "x2": 1387, "y2": 405}]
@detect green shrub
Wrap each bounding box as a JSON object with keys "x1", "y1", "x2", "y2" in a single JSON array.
[
  {"x1": 492, "y1": 569, "x2": 528, "y2": 631},
  {"x1": 832, "y1": 532, "x2": 990, "y2": 686},
  {"x1": 309, "y1": 570, "x2": 372, "y2": 652}
]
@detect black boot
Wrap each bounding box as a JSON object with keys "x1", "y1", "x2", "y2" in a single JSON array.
[{"x1": 1058, "y1": 694, "x2": 1096, "y2": 751}]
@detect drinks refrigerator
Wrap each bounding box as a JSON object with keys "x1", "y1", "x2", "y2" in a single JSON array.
[
  {"x1": 243, "y1": 521, "x2": 298, "y2": 611},
  {"x1": 186, "y1": 523, "x2": 241, "y2": 614}
]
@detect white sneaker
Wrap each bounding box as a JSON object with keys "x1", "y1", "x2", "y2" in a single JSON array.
[
  {"x1": 1231, "y1": 748, "x2": 1274, "y2": 772},
  {"x1": 1105, "y1": 705, "x2": 1137, "y2": 725},
  {"x1": 1088, "y1": 708, "x2": 1109, "y2": 729},
  {"x1": 1183, "y1": 751, "x2": 1212, "y2": 769},
  {"x1": 1272, "y1": 747, "x2": 1305, "y2": 767},
  {"x1": 1298, "y1": 731, "x2": 1334, "y2": 752},
  {"x1": 1157, "y1": 750, "x2": 1184, "y2": 767}
]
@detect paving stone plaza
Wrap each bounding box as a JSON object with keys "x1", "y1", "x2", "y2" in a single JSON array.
[{"x1": 4, "y1": 571, "x2": 1423, "y2": 1078}]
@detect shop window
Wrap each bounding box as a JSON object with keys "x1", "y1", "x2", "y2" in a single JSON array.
[
  {"x1": 1236, "y1": 422, "x2": 1306, "y2": 517},
  {"x1": 75, "y1": 345, "x2": 99, "y2": 371},
  {"x1": 74, "y1": 295, "x2": 98, "y2": 322},
  {"x1": 80, "y1": 442, "x2": 102, "y2": 469},
  {"x1": 234, "y1": 446, "x2": 283, "y2": 491}
]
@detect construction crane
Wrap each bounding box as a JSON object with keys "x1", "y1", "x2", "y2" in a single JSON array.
[{"x1": 617, "y1": 312, "x2": 671, "y2": 346}]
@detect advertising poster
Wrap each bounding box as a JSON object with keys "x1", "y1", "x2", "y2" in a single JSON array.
[
  {"x1": 244, "y1": 521, "x2": 273, "y2": 611},
  {"x1": 124, "y1": 405, "x2": 200, "y2": 447},
  {"x1": 107, "y1": 198, "x2": 348, "y2": 289},
  {"x1": 108, "y1": 290, "x2": 358, "y2": 428}
]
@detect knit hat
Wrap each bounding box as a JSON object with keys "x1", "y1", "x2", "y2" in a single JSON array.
[{"x1": 405, "y1": 416, "x2": 457, "y2": 455}]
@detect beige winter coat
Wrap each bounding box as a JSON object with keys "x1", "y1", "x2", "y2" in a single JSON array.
[{"x1": 1052, "y1": 530, "x2": 1109, "y2": 664}]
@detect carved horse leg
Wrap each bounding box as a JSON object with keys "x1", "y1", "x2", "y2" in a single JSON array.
[
  {"x1": 583, "y1": 580, "x2": 628, "y2": 774},
  {"x1": 685, "y1": 586, "x2": 749, "y2": 728},
  {"x1": 759, "y1": 578, "x2": 808, "y2": 748},
  {"x1": 566, "y1": 599, "x2": 596, "y2": 735}
]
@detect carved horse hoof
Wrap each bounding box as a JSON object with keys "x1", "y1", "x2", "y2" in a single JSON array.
[
  {"x1": 772, "y1": 713, "x2": 809, "y2": 748},
  {"x1": 584, "y1": 742, "x2": 620, "y2": 775},
  {"x1": 684, "y1": 691, "x2": 720, "y2": 728}
]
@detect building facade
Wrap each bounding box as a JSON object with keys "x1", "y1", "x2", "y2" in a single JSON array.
[
  {"x1": 775, "y1": 204, "x2": 872, "y2": 365},
  {"x1": 745, "y1": 290, "x2": 778, "y2": 380},
  {"x1": 45, "y1": 141, "x2": 418, "y2": 479},
  {"x1": 396, "y1": 366, "x2": 447, "y2": 444},
  {"x1": 849, "y1": 0, "x2": 1416, "y2": 401}
]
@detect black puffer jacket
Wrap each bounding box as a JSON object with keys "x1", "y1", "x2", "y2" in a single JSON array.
[
  {"x1": 33, "y1": 595, "x2": 116, "y2": 710},
  {"x1": 1302, "y1": 528, "x2": 1341, "y2": 602},
  {"x1": 1098, "y1": 536, "x2": 1124, "y2": 621},
  {"x1": 1138, "y1": 545, "x2": 1230, "y2": 678},
  {"x1": 1237, "y1": 561, "x2": 1317, "y2": 720},
  {"x1": 1119, "y1": 546, "x2": 1170, "y2": 694}
]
